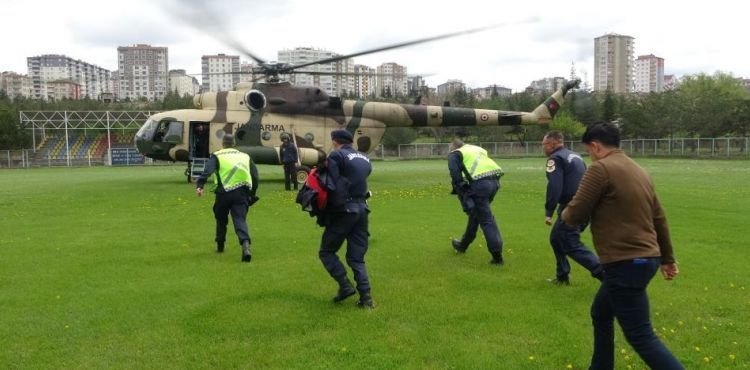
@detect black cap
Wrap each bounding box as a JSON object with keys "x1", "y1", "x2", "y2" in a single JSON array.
[
  {"x1": 222, "y1": 133, "x2": 235, "y2": 146},
  {"x1": 331, "y1": 129, "x2": 353, "y2": 143}
]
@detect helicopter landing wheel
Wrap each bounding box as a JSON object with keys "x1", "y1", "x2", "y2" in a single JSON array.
[{"x1": 295, "y1": 165, "x2": 311, "y2": 184}]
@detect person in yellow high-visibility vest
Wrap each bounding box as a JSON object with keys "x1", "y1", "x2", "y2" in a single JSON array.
[
  {"x1": 196, "y1": 134, "x2": 259, "y2": 262},
  {"x1": 448, "y1": 138, "x2": 504, "y2": 265}
]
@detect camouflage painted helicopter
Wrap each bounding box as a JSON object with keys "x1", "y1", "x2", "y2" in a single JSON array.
[{"x1": 134, "y1": 26, "x2": 579, "y2": 183}]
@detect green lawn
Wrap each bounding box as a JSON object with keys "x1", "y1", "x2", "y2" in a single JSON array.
[{"x1": 1, "y1": 158, "x2": 748, "y2": 369}]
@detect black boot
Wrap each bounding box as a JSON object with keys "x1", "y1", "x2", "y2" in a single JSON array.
[
  {"x1": 216, "y1": 242, "x2": 224, "y2": 253},
  {"x1": 333, "y1": 280, "x2": 356, "y2": 303},
  {"x1": 451, "y1": 238, "x2": 466, "y2": 253},
  {"x1": 490, "y1": 252, "x2": 504, "y2": 265},
  {"x1": 356, "y1": 292, "x2": 375, "y2": 309},
  {"x1": 241, "y1": 240, "x2": 252, "y2": 262}
]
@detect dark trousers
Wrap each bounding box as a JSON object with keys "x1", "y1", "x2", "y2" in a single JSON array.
[
  {"x1": 590, "y1": 257, "x2": 683, "y2": 370},
  {"x1": 550, "y1": 216, "x2": 601, "y2": 280},
  {"x1": 319, "y1": 204, "x2": 370, "y2": 294},
  {"x1": 283, "y1": 163, "x2": 298, "y2": 190},
  {"x1": 459, "y1": 178, "x2": 503, "y2": 254},
  {"x1": 213, "y1": 188, "x2": 250, "y2": 245}
]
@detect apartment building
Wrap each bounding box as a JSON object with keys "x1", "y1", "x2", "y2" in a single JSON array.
[
  {"x1": 437, "y1": 79, "x2": 465, "y2": 97},
  {"x1": 594, "y1": 33, "x2": 634, "y2": 93},
  {"x1": 353, "y1": 64, "x2": 376, "y2": 98},
  {"x1": 527, "y1": 77, "x2": 567, "y2": 94},
  {"x1": 634, "y1": 54, "x2": 665, "y2": 93},
  {"x1": 278, "y1": 47, "x2": 339, "y2": 95},
  {"x1": 117, "y1": 44, "x2": 168, "y2": 101},
  {"x1": 169, "y1": 69, "x2": 200, "y2": 96},
  {"x1": 0, "y1": 72, "x2": 32, "y2": 100},
  {"x1": 376, "y1": 62, "x2": 407, "y2": 97},
  {"x1": 201, "y1": 54, "x2": 240, "y2": 92},
  {"x1": 26, "y1": 54, "x2": 111, "y2": 100},
  {"x1": 474, "y1": 85, "x2": 512, "y2": 100}
]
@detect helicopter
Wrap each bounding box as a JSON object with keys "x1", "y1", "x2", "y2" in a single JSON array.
[{"x1": 134, "y1": 24, "x2": 580, "y2": 183}]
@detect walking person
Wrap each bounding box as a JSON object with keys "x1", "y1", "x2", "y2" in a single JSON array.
[
  {"x1": 196, "y1": 134, "x2": 259, "y2": 262},
  {"x1": 542, "y1": 131, "x2": 602, "y2": 285},
  {"x1": 448, "y1": 138, "x2": 504, "y2": 265},
  {"x1": 562, "y1": 122, "x2": 683, "y2": 369},
  {"x1": 318, "y1": 130, "x2": 374, "y2": 308}
]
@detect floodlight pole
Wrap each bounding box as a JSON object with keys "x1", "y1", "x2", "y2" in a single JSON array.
[{"x1": 107, "y1": 112, "x2": 112, "y2": 166}]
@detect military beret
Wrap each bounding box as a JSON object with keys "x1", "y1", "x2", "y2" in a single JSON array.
[
  {"x1": 330, "y1": 129, "x2": 353, "y2": 143},
  {"x1": 222, "y1": 133, "x2": 235, "y2": 146}
]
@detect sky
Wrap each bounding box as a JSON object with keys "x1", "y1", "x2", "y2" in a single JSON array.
[{"x1": 1, "y1": 0, "x2": 746, "y2": 92}]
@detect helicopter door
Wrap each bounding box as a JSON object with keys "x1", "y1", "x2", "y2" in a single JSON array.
[{"x1": 189, "y1": 121, "x2": 210, "y2": 159}]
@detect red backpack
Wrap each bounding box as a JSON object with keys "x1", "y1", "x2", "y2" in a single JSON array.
[{"x1": 295, "y1": 166, "x2": 329, "y2": 225}]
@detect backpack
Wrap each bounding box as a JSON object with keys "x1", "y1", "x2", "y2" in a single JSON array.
[{"x1": 295, "y1": 167, "x2": 329, "y2": 225}]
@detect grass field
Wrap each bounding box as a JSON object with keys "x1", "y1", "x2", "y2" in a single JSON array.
[{"x1": 1, "y1": 158, "x2": 748, "y2": 369}]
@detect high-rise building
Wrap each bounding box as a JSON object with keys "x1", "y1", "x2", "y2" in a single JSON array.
[
  {"x1": 0, "y1": 72, "x2": 32, "y2": 100},
  {"x1": 239, "y1": 62, "x2": 258, "y2": 84},
  {"x1": 634, "y1": 54, "x2": 665, "y2": 93},
  {"x1": 201, "y1": 54, "x2": 240, "y2": 92},
  {"x1": 594, "y1": 33, "x2": 634, "y2": 93},
  {"x1": 26, "y1": 54, "x2": 111, "y2": 100},
  {"x1": 278, "y1": 47, "x2": 338, "y2": 95},
  {"x1": 117, "y1": 44, "x2": 168, "y2": 101},
  {"x1": 377, "y1": 62, "x2": 407, "y2": 97},
  {"x1": 353, "y1": 64, "x2": 376, "y2": 98},
  {"x1": 169, "y1": 69, "x2": 200, "y2": 96}
]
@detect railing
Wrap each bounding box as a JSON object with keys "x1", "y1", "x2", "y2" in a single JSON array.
[
  {"x1": 2, "y1": 137, "x2": 748, "y2": 169},
  {"x1": 391, "y1": 137, "x2": 750, "y2": 160}
]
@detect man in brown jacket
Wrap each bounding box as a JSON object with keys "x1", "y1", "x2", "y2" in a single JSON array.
[{"x1": 561, "y1": 122, "x2": 683, "y2": 369}]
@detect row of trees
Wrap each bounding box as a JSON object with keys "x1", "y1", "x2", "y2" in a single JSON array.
[{"x1": 1, "y1": 73, "x2": 748, "y2": 150}]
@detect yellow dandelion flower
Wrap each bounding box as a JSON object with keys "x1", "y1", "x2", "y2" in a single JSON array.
[
  {"x1": 528, "y1": 356, "x2": 535, "y2": 361},
  {"x1": 620, "y1": 349, "x2": 627, "y2": 355},
  {"x1": 729, "y1": 354, "x2": 736, "y2": 361},
  {"x1": 566, "y1": 364, "x2": 573, "y2": 369},
  {"x1": 730, "y1": 283, "x2": 735, "y2": 288},
  {"x1": 694, "y1": 347, "x2": 701, "y2": 352},
  {"x1": 703, "y1": 357, "x2": 710, "y2": 363},
  {"x1": 678, "y1": 320, "x2": 683, "y2": 326}
]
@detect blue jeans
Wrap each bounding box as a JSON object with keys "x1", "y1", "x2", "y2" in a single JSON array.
[{"x1": 589, "y1": 257, "x2": 683, "y2": 370}]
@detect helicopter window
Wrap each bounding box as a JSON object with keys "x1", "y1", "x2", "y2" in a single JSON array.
[
  {"x1": 136, "y1": 118, "x2": 158, "y2": 141},
  {"x1": 244, "y1": 89, "x2": 267, "y2": 111}
]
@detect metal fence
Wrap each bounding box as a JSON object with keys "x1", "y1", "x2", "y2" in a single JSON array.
[
  {"x1": 391, "y1": 137, "x2": 750, "y2": 160},
  {"x1": 0, "y1": 148, "x2": 162, "y2": 169},
  {"x1": 2, "y1": 137, "x2": 748, "y2": 169}
]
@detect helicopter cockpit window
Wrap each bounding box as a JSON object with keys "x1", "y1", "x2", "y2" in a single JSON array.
[
  {"x1": 135, "y1": 118, "x2": 158, "y2": 141},
  {"x1": 244, "y1": 89, "x2": 267, "y2": 111}
]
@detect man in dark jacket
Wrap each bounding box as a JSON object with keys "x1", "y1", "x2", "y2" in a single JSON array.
[
  {"x1": 542, "y1": 131, "x2": 601, "y2": 285},
  {"x1": 318, "y1": 129, "x2": 374, "y2": 308},
  {"x1": 280, "y1": 133, "x2": 299, "y2": 191}
]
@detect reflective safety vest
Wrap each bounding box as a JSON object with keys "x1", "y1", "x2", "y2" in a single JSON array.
[
  {"x1": 212, "y1": 148, "x2": 252, "y2": 192},
  {"x1": 454, "y1": 144, "x2": 503, "y2": 180}
]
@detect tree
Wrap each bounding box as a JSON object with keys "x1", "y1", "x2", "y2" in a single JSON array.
[
  {"x1": 602, "y1": 90, "x2": 616, "y2": 121},
  {"x1": 676, "y1": 72, "x2": 749, "y2": 137},
  {"x1": 549, "y1": 111, "x2": 586, "y2": 139}
]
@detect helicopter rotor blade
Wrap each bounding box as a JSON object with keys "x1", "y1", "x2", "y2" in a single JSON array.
[
  {"x1": 280, "y1": 20, "x2": 534, "y2": 73},
  {"x1": 170, "y1": 0, "x2": 267, "y2": 64}
]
